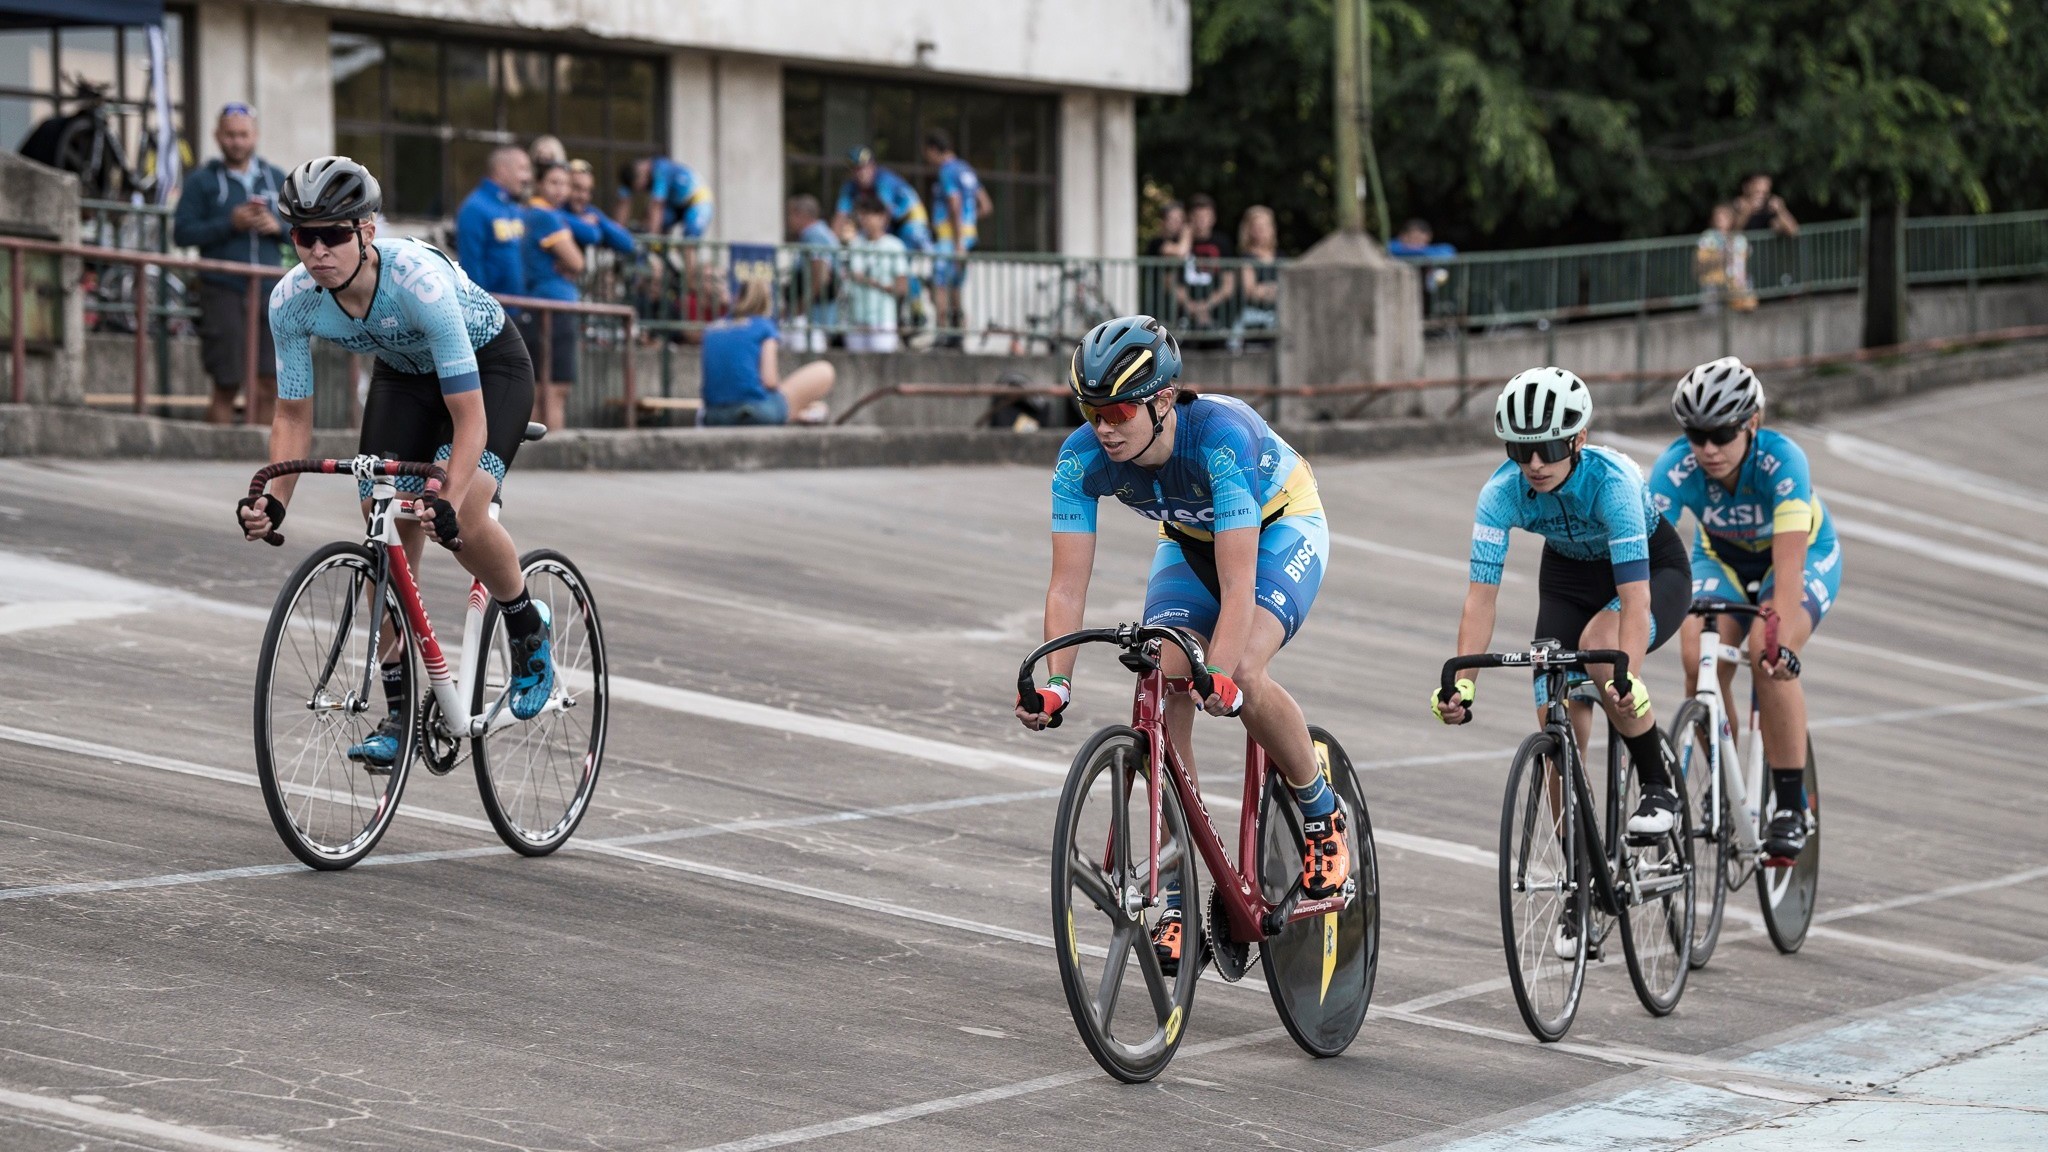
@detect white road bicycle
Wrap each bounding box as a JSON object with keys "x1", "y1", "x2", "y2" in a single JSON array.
[
  {"x1": 247, "y1": 442, "x2": 609, "y2": 870},
  {"x1": 1672, "y1": 598, "x2": 1820, "y2": 963}
]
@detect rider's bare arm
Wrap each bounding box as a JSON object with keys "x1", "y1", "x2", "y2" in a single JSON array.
[
  {"x1": 1204, "y1": 525, "x2": 1260, "y2": 676},
  {"x1": 243, "y1": 398, "x2": 314, "y2": 537},
  {"x1": 1610, "y1": 578, "x2": 1652, "y2": 707},
  {"x1": 439, "y1": 389, "x2": 490, "y2": 509},
  {"x1": 1041, "y1": 531, "x2": 1096, "y2": 683}
]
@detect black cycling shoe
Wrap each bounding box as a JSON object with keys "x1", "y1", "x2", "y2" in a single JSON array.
[
  {"x1": 1763, "y1": 810, "x2": 1809, "y2": 860},
  {"x1": 1626, "y1": 785, "x2": 1680, "y2": 838},
  {"x1": 1151, "y1": 907, "x2": 1185, "y2": 977}
]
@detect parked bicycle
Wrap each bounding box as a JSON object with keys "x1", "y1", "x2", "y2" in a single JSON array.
[
  {"x1": 1672, "y1": 599, "x2": 1821, "y2": 961},
  {"x1": 246, "y1": 445, "x2": 609, "y2": 870},
  {"x1": 1440, "y1": 642, "x2": 1694, "y2": 1042},
  {"x1": 1020, "y1": 623, "x2": 1379, "y2": 1082}
]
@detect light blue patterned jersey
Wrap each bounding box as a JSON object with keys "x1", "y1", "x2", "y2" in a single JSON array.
[
  {"x1": 1469, "y1": 445, "x2": 1658, "y2": 585},
  {"x1": 1648, "y1": 428, "x2": 1835, "y2": 558},
  {"x1": 268, "y1": 238, "x2": 505, "y2": 401},
  {"x1": 1051, "y1": 395, "x2": 1322, "y2": 540}
]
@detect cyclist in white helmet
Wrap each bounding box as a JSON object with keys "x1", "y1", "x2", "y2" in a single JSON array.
[{"x1": 1434, "y1": 368, "x2": 1693, "y2": 953}]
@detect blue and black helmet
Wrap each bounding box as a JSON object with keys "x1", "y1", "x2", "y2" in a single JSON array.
[{"x1": 1068, "y1": 315, "x2": 1182, "y2": 406}]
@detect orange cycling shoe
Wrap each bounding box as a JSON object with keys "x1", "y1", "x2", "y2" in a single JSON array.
[
  {"x1": 1151, "y1": 907, "x2": 1185, "y2": 976},
  {"x1": 1300, "y1": 809, "x2": 1351, "y2": 899}
]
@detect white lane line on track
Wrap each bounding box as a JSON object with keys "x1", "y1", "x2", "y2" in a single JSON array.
[
  {"x1": 1809, "y1": 692, "x2": 2048, "y2": 730},
  {"x1": 1832, "y1": 517, "x2": 2048, "y2": 589},
  {"x1": 1328, "y1": 531, "x2": 1526, "y2": 583},
  {"x1": 0, "y1": 1084, "x2": 297, "y2": 1152},
  {"x1": 675, "y1": 1028, "x2": 1291, "y2": 1152},
  {"x1": 0, "y1": 601, "x2": 147, "y2": 636},
  {"x1": 1823, "y1": 488, "x2": 2048, "y2": 562},
  {"x1": 1824, "y1": 431, "x2": 2048, "y2": 517},
  {"x1": 1809, "y1": 635, "x2": 2048, "y2": 693}
]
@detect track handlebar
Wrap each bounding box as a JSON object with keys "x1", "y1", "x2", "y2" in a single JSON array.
[
  {"x1": 245, "y1": 458, "x2": 457, "y2": 549},
  {"x1": 1016, "y1": 623, "x2": 1214, "y2": 728},
  {"x1": 1438, "y1": 646, "x2": 1632, "y2": 702}
]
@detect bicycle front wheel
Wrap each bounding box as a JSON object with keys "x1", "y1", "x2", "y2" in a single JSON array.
[
  {"x1": 1499, "y1": 731, "x2": 1586, "y2": 1042},
  {"x1": 1049, "y1": 726, "x2": 1201, "y2": 1083},
  {"x1": 1672, "y1": 700, "x2": 1729, "y2": 969},
  {"x1": 1618, "y1": 730, "x2": 1693, "y2": 1016},
  {"x1": 472, "y1": 549, "x2": 609, "y2": 856},
  {"x1": 1758, "y1": 740, "x2": 1821, "y2": 953},
  {"x1": 254, "y1": 541, "x2": 416, "y2": 870},
  {"x1": 1259, "y1": 726, "x2": 1378, "y2": 1058}
]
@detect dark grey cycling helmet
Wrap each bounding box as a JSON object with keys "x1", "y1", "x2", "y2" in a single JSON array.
[
  {"x1": 277, "y1": 155, "x2": 382, "y2": 225},
  {"x1": 1672, "y1": 356, "x2": 1763, "y2": 429}
]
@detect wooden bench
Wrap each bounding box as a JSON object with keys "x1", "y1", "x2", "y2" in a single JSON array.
[{"x1": 83, "y1": 393, "x2": 214, "y2": 409}]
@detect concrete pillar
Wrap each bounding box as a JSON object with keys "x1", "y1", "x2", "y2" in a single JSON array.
[
  {"x1": 713, "y1": 56, "x2": 783, "y2": 244},
  {"x1": 0, "y1": 153, "x2": 84, "y2": 406},
  {"x1": 189, "y1": 2, "x2": 329, "y2": 170},
  {"x1": 1277, "y1": 229, "x2": 1424, "y2": 419},
  {"x1": 1057, "y1": 90, "x2": 1099, "y2": 257},
  {"x1": 669, "y1": 50, "x2": 714, "y2": 182},
  {"x1": 1098, "y1": 93, "x2": 1137, "y2": 260},
  {"x1": 192, "y1": 0, "x2": 250, "y2": 162}
]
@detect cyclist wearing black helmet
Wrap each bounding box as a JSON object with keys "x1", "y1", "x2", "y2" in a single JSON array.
[
  {"x1": 1015, "y1": 315, "x2": 1346, "y2": 972},
  {"x1": 236, "y1": 155, "x2": 557, "y2": 768}
]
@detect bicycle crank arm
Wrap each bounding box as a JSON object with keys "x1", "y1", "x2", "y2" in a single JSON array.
[
  {"x1": 1630, "y1": 872, "x2": 1689, "y2": 901},
  {"x1": 469, "y1": 694, "x2": 570, "y2": 737}
]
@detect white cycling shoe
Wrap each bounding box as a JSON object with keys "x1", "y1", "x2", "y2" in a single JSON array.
[{"x1": 1627, "y1": 786, "x2": 1679, "y2": 837}]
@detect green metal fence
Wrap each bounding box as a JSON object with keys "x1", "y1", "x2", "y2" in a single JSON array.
[{"x1": 1904, "y1": 209, "x2": 2048, "y2": 285}]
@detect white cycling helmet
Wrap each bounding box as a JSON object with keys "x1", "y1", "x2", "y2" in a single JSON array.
[
  {"x1": 1672, "y1": 356, "x2": 1763, "y2": 429},
  {"x1": 1494, "y1": 366, "x2": 1592, "y2": 442}
]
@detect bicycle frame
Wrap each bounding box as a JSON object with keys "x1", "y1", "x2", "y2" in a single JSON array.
[{"x1": 1691, "y1": 633, "x2": 1767, "y2": 862}]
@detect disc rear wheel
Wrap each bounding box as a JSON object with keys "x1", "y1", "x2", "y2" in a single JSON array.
[{"x1": 1758, "y1": 741, "x2": 1820, "y2": 953}]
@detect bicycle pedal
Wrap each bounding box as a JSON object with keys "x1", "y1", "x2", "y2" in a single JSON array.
[{"x1": 1763, "y1": 855, "x2": 1797, "y2": 869}]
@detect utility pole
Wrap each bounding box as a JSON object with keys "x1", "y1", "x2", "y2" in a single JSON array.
[{"x1": 1334, "y1": 0, "x2": 1389, "y2": 238}]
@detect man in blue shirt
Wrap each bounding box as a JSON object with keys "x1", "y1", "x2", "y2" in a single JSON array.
[
  {"x1": 172, "y1": 102, "x2": 290, "y2": 425},
  {"x1": 923, "y1": 129, "x2": 987, "y2": 342},
  {"x1": 616, "y1": 156, "x2": 714, "y2": 239},
  {"x1": 785, "y1": 193, "x2": 841, "y2": 346},
  {"x1": 835, "y1": 147, "x2": 932, "y2": 252},
  {"x1": 565, "y1": 160, "x2": 637, "y2": 255},
  {"x1": 455, "y1": 146, "x2": 532, "y2": 302}
]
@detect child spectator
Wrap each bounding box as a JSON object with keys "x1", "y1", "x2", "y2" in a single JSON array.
[
  {"x1": 843, "y1": 195, "x2": 909, "y2": 353},
  {"x1": 1696, "y1": 203, "x2": 1755, "y2": 313}
]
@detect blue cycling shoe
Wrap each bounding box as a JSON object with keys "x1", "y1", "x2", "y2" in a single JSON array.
[
  {"x1": 347, "y1": 712, "x2": 404, "y2": 772},
  {"x1": 508, "y1": 601, "x2": 555, "y2": 721}
]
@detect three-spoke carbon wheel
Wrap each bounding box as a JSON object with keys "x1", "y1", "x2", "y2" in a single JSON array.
[
  {"x1": 1759, "y1": 741, "x2": 1821, "y2": 953},
  {"x1": 1050, "y1": 725, "x2": 1202, "y2": 1083},
  {"x1": 1259, "y1": 726, "x2": 1378, "y2": 1058},
  {"x1": 254, "y1": 541, "x2": 416, "y2": 870},
  {"x1": 1618, "y1": 733, "x2": 1694, "y2": 1016},
  {"x1": 1672, "y1": 699, "x2": 1730, "y2": 969},
  {"x1": 472, "y1": 549, "x2": 609, "y2": 856},
  {"x1": 1499, "y1": 732, "x2": 1586, "y2": 1042}
]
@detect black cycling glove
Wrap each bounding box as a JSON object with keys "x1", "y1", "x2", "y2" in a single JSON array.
[
  {"x1": 423, "y1": 495, "x2": 461, "y2": 548},
  {"x1": 235, "y1": 493, "x2": 285, "y2": 537}
]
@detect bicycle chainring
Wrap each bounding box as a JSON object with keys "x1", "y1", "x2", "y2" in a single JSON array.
[
  {"x1": 1206, "y1": 884, "x2": 1254, "y2": 982},
  {"x1": 418, "y1": 694, "x2": 464, "y2": 776}
]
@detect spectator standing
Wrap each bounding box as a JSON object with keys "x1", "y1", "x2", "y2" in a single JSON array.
[
  {"x1": 528, "y1": 134, "x2": 567, "y2": 169},
  {"x1": 1231, "y1": 205, "x2": 1281, "y2": 350},
  {"x1": 519, "y1": 162, "x2": 586, "y2": 430},
  {"x1": 1142, "y1": 200, "x2": 1190, "y2": 320},
  {"x1": 1696, "y1": 202, "x2": 1755, "y2": 313},
  {"x1": 843, "y1": 195, "x2": 910, "y2": 353},
  {"x1": 924, "y1": 129, "x2": 987, "y2": 342},
  {"x1": 1388, "y1": 217, "x2": 1457, "y2": 313},
  {"x1": 835, "y1": 147, "x2": 932, "y2": 252},
  {"x1": 562, "y1": 158, "x2": 636, "y2": 305},
  {"x1": 455, "y1": 145, "x2": 531, "y2": 302},
  {"x1": 785, "y1": 193, "x2": 840, "y2": 351},
  {"x1": 172, "y1": 102, "x2": 288, "y2": 425},
  {"x1": 698, "y1": 278, "x2": 836, "y2": 426},
  {"x1": 1173, "y1": 193, "x2": 1235, "y2": 340},
  {"x1": 1736, "y1": 173, "x2": 1798, "y2": 236}
]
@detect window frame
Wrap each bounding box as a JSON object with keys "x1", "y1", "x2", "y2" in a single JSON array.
[{"x1": 0, "y1": 4, "x2": 198, "y2": 190}]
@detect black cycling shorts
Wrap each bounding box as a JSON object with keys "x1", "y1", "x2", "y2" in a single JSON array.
[
  {"x1": 358, "y1": 323, "x2": 534, "y2": 498},
  {"x1": 1533, "y1": 516, "x2": 1690, "y2": 677}
]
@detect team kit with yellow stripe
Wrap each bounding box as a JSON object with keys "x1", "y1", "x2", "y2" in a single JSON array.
[{"x1": 1648, "y1": 427, "x2": 1842, "y2": 625}]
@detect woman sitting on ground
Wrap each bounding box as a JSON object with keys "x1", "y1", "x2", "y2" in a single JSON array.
[{"x1": 698, "y1": 278, "x2": 836, "y2": 426}]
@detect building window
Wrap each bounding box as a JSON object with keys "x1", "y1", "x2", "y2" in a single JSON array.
[
  {"x1": 0, "y1": 8, "x2": 193, "y2": 196},
  {"x1": 331, "y1": 28, "x2": 662, "y2": 220},
  {"x1": 784, "y1": 71, "x2": 1056, "y2": 253}
]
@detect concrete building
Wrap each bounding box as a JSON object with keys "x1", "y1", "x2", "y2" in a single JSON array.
[{"x1": 2, "y1": 1, "x2": 1187, "y2": 257}]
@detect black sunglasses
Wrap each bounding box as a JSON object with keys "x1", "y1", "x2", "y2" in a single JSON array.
[
  {"x1": 1505, "y1": 437, "x2": 1576, "y2": 465},
  {"x1": 291, "y1": 224, "x2": 359, "y2": 250},
  {"x1": 1684, "y1": 424, "x2": 1747, "y2": 447}
]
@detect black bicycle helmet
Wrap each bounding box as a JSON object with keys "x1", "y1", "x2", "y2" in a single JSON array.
[
  {"x1": 1068, "y1": 315, "x2": 1182, "y2": 406},
  {"x1": 277, "y1": 155, "x2": 382, "y2": 225}
]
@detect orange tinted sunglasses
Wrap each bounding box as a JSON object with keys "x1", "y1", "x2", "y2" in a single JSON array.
[{"x1": 1081, "y1": 400, "x2": 1144, "y2": 426}]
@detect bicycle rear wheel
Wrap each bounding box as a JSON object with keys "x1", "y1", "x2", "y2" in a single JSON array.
[
  {"x1": 1618, "y1": 731, "x2": 1693, "y2": 1016},
  {"x1": 1259, "y1": 727, "x2": 1377, "y2": 1058},
  {"x1": 1050, "y1": 726, "x2": 1201, "y2": 1083},
  {"x1": 254, "y1": 541, "x2": 415, "y2": 870},
  {"x1": 1672, "y1": 700, "x2": 1730, "y2": 969},
  {"x1": 472, "y1": 549, "x2": 609, "y2": 856},
  {"x1": 1499, "y1": 732, "x2": 1586, "y2": 1042},
  {"x1": 1758, "y1": 740, "x2": 1821, "y2": 953}
]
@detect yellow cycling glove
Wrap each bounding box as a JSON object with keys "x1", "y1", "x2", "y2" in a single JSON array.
[
  {"x1": 1432, "y1": 678, "x2": 1476, "y2": 724},
  {"x1": 1607, "y1": 674, "x2": 1652, "y2": 718}
]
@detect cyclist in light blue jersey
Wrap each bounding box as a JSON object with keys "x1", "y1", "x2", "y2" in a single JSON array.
[
  {"x1": 1650, "y1": 357, "x2": 1841, "y2": 859},
  {"x1": 236, "y1": 156, "x2": 557, "y2": 767},
  {"x1": 1434, "y1": 369, "x2": 1692, "y2": 928},
  {"x1": 835, "y1": 147, "x2": 932, "y2": 252},
  {"x1": 1015, "y1": 315, "x2": 1348, "y2": 974}
]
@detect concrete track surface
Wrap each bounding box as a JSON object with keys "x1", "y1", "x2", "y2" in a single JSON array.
[{"x1": 1, "y1": 376, "x2": 2044, "y2": 1151}]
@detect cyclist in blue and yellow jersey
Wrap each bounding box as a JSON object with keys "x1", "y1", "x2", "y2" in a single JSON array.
[
  {"x1": 1649, "y1": 357, "x2": 1841, "y2": 860},
  {"x1": 1434, "y1": 368, "x2": 1693, "y2": 956},
  {"x1": 923, "y1": 129, "x2": 987, "y2": 338},
  {"x1": 835, "y1": 146, "x2": 932, "y2": 252},
  {"x1": 1014, "y1": 315, "x2": 1348, "y2": 973},
  {"x1": 616, "y1": 155, "x2": 714, "y2": 239},
  {"x1": 236, "y1": 156, "x2": 557, "y2": 767}
]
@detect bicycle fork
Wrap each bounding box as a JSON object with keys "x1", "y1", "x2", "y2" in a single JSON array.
[{"x1": 1696, "y1": 639, "x2": 1765, "y2": 860}]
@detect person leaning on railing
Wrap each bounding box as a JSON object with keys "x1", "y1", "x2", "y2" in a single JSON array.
[
  {"x1": 519, "y1": 161, "x2": 587, "y2": 431},
  {"x1": 785, "y1": 194, "x2": 841, "y2": 353},
  {"x1": 171, "y1": 101, "x2": 288, "y2": 425},
  {"x1": 1230, "y1": 205, "x2": 1281, "y2": 352}
]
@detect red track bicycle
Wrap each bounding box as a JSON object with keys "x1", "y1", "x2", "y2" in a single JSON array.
[{"x1": 1019, "y1": 623, "x2": 1379, "y2": 1082}]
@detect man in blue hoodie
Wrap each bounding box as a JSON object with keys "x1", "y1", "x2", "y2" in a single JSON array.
[{"x1": 171, "y1": 103, "x2": 288, "y2": 424}]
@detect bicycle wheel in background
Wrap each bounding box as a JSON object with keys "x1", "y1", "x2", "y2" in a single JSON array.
[
  {"x1": 1050, "y1": 725, "x2": 1202, "y2": 1083},
  {"x1": 1499, "y1": 732, "x2": 1586, "y2": 1043},
  {"x1": 1618, "y1": 733, "x2": 1694, "y2": 1016},
  {"x1": 1759, "y1": 740, "x2": 1821, "y2": 953},
  {"x1": 1671, "y1": 699, "x2": 1730, "y2": 969},
  {"x1": 472, "y1": 549, "x2": 609, "y2": 856},
  {"x1": 1259, "y1": 726, "x2": 1378, "y2": 1058},
  {"x1": 254, "y1": 541, "x2": 416, "y2": 870}
]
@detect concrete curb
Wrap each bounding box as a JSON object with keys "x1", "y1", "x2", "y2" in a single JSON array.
[{"x1": 2, "y1": 340, "x2": 2038, "y2": 470}]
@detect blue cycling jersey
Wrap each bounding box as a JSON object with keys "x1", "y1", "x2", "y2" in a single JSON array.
[
  {"x1": 1051, "y1": 395, "x2": 1322, "y2": 539},
  {"x1": 643, "y1": 158, "x2": 713, "y2": 237},
  {"x1": 1469, "y1": 445, "x2": 1659, "y2": 586},
  {"x1": 1647, "y1": 428, "x2": 1835, "y2": 558},
  {"x1": 931, "y1": 157, "x2": 980, "y2": 247},
  {"x1": 836, "y1": 168, "x2": 932, "y2": 250},
  {"x1": 268, "y1": 238, "x2": 506, "y2": 401}
]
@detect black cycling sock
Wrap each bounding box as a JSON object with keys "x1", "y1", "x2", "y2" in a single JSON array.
[
  {"x1": 379, "y1": 661, "x2": 406, "y2": 714},
  {"x1": 496, "y1": 591, "x2": 542, "y2": 641},
  {"x1": 1771, "y1": 767, "x2": 1806, "y2": 813},
  {"x1": 1623, "y1": 728, "x2": 1672, "y2": 791}
]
